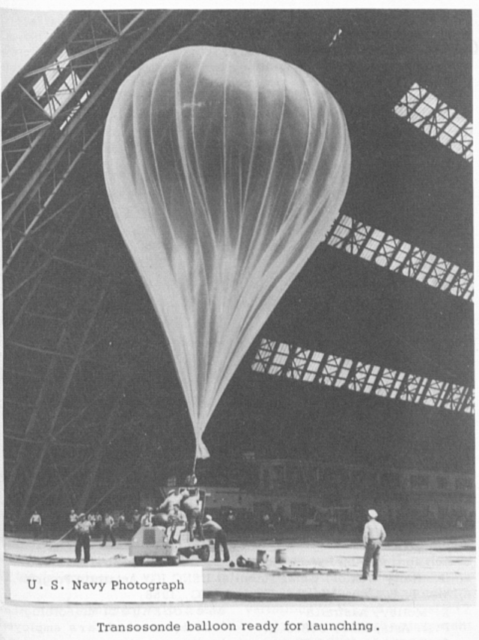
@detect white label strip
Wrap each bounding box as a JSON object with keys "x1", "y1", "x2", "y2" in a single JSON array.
[{"x1": 9, "y1": 566, "x2": 203, "y2": 603}]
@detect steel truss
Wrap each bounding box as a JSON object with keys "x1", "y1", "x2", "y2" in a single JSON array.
[
  {"x1": 2, "y1": 10, "x2": 204, "y2": 522},
  {"x1": 2, "y1": 10, "x2": 473, "y2": 521},
  {"x1": 4, "y1": 244, "x2": 112, "y2": 518},
  {"x1": 326, "y1": 214, "x2": 474, "y2": 302},
  {"x1": 3, "y1": 10, "x2": 201, "y2": 272},
  {"x1": 251, "y1": 338, "x2": 474, "y2": 415}
]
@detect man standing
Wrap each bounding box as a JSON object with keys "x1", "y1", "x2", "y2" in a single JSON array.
[
  {"x1": 203, "y1": 514, "x2": 230, "y2": 562},
  {"x1": 68, "y1": 509, "x2": 78, "y2": 539},
  {"x1": 75, "y1": 513, "x2": 94, "y2": 563},
  {"x1": 181, "y1": 488, "x2": 204, "y2": 541},
  {"x1": 101, "y1": 513, "x2": 116, "y2": 546},
  {"x1": 360, "y1": 509, "x2": 386, "y2": 580},
  {"x1": 29, "y1": 510, "x2": 42, "y2": 539},
  {"x1": 159, "y1": 487, "x2": 188, "y2": 514}
]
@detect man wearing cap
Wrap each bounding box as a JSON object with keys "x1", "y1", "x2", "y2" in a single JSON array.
[
  {"x1": 360, "y1": 509, "x2": 386, "y2": 580},
  {"x1": 74, "y1": 513, "x2": 94, "y2": 563}
]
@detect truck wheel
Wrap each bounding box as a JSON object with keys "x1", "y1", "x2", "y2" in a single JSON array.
[
  {"x1": 134, "y1": 557, "x2": 144, "y2": 566},
  {"x1": 167, "y1": 553, "x2": 180, "y2": 566},
  {"x1": 198, "y1": 545, "x2": 210, "y2": 562}
]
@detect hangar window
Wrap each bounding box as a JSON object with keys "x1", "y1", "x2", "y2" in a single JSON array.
[
  {"x1": 462, "y1": 390, "x2": 475, "y2": 414},
  {"x1": 334, "y1": 358, "x2": 353, "y2": 387},
  {"x1": 326, "y1": 215, "x2": 473, "y2": 302},
  {"x1": 348, "y1": 362, "x2": 380, "y2": 393},
  {"x1": 31, "y1": 48, "x2": 83, "y2": 119},
  {"x1": 285, "y1": 347, "x2": 311, "y2": 380},
  {"x1": 442, "y1": 384, "x2": 469, "y2": 412},
  {"x1": 375, "y1": 369, "x2": 405, "y2": 398},
  {"x1": 303, "y1": 352, "x2": 324, "y2": 382},
  {"x1": 32, "y1": 49, "x2": 70, "y2": 97},
  {"x1": 251, "y1": 338, "x2": 276, "y2": 373},
  {"x1": 269, "y1": 342, "x2": 290, "y2": 375},
  {"x1": 423, "y1": 379, "x2": 448, "y2": 407},
  {"x1": 316, "y1": 356, "x2": 353, "y2": 387},
  {"x1": 252, "y1": 340, "x2": 474, "y2": 415},
  {"x1": 317, "y1": 355, "x2": 343, "y2": 386},
  {"x1": 394, "y1": 83, "x2": 473, "y2": 162}
]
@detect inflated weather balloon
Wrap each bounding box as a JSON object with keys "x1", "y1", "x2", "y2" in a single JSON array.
[{"x1": 103, "y1": 46, "x2": 351, "y2": 461}]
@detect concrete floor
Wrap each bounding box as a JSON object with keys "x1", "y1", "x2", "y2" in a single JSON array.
[{"x1": 4, "y1": 533, "x2": 475, "y2": 605}]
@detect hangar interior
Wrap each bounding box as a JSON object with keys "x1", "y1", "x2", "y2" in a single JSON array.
[{"x1": 2, "y1": 10, "x2": 474, "y2": 530}]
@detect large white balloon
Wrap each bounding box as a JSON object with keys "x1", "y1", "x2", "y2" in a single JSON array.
[{"x1": 103, "y1": 46, "x2": 351, "y2": 460}]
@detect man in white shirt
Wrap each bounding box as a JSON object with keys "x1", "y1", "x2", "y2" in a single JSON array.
[
  {"x1": 360, "y1": 509, "x2": 386, "y2": 580},
  {"x1": 29, "y1": 510, "x2": 42, "y2": 539},
  {"x1": 159, "y1": 488, "x2": 188, "y2": 513},
  {"x1": 182, "y1": 488, "x2": 204, "y2": 541}
]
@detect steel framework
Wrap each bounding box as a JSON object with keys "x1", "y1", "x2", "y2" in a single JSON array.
[
  {"x1": 2, "y1": 10, "x2": 474, "y2": 522},
  {"x1": 3, "y1": 10, "x2": 202, "y2": 520}
]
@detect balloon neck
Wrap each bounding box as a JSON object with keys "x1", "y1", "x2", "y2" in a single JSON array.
[{"x1": 195, "y1": 438, "x2": 210, "y2": 461}]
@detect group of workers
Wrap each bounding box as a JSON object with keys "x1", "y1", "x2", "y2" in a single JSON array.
[
  {"x1": 71, "y1": 486, "x2": 230, "y2": 564},
  {"x1": 36, "y1": 498, "x2": 384, "y2": 578},
  {"x1": 139, "y1": 487, "x2": 230, "y2": 562}
]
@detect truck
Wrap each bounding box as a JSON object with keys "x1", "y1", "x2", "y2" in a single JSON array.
[
  {"x1": 130, "y1": 487, "x2": 213, "y2": 566},
  {"x1": 130, "y1": 525, "x2": 213, "y2": 565}
]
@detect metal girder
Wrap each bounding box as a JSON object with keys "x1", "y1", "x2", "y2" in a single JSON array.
[
  {"x1": 17, "y1": 282, "x2": 108, "y2": 521},
  {"x1": 2, "y1": 10, "x2": 201, "y2": 232},
  {"x1": 3, "y1": 127, "x2": 101, "y2": 272},
  {"x1": 3, "y1": 191, "x2": 91, "y2": 359},
  {"x1": 3, "y1": 115, "x2": 100, "y2": 239},
  {"x1": 3, "y1": 10, "x2": 202, "y2": 278},
  {"x1": 5, "y1": 255, "x2": 108, "y2": 497},
  {"x1": 2, "y1": 11, "x2": 146, "y2": 186},
  {"x1": 76, "y1": 388, "x2": 124, "y2": 513}
]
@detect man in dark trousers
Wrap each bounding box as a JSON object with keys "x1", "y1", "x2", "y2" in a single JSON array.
[
  {"x1": 75, "y1": 513, "x2": 94, "y2": 563},
  {"x1": 203, "y1": 514, "x2": 230, "y2": 562},
  {"x1": 360, "y1": 509, "x2": 387, "y2": 580},
  {"x1": 101, "y1": 513, "x2": 116, "y2": 546},
  {"x1": 29, "y1": 510, "x2": 42, "y2": 539}
]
